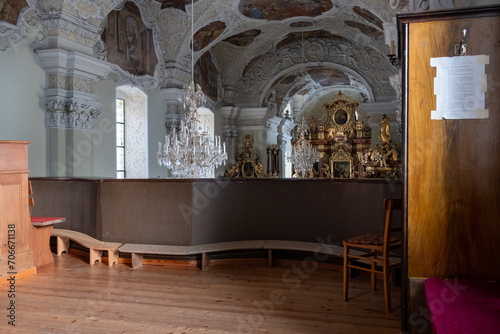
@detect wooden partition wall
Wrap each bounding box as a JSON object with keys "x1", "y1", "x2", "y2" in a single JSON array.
[
  {"x1": 29, "y1": 178, "x2": 402, "y2": 246},
  {"x1": 0, "y1": 141, "x2": 35, "y2": 283},
  {"x1": 400, "y1": 6, "x2": 500, "y2": 333}
]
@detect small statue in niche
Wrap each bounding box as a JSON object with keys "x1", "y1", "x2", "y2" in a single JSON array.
[
  {"x1": 322, "y1": 163, "x2": 331, "y2": 178},
  {"x1": 360, "y1": 149, "x2": 371, "y2": 166},
  {"x1": 378, "y1": 113, "x2": 391, "y2": 145}
]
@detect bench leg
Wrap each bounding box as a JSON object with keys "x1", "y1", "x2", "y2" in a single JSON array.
[
  {"x1": 56, "y1": 236, "x2": 69, "y2": 256},
  {"x1": 202, "y1": 252, "x2": 210, "y2": 270},
  {"x1": 89, "y1": 249, "x2": 103, "y2": 265},
  {"x1": 268, "y1": 249, "x2": 273, "y2": 267},
  {"x1": 107, "y1": 249, "x2": 119, "y2": 266},
  {"x1": 131, "y1": 253, "x2": 143, "y2": 269}
]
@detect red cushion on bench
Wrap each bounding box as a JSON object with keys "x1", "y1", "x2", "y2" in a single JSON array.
[
  {"x1": 425, "y1": 278, "x2": 500, "y2": 334},
  {"x1": 31, "y1": 216, "x2": 66, "y2": 226}
]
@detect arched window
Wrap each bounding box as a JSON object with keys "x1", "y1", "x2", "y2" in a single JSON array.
[{"x1": 116, "y1": 85, "x2": 148, "y2": 178}]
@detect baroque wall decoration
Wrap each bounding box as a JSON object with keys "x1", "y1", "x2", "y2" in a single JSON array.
[
  {"x1": 102, "y1": 1, "x2": 158, "y2": 76},
  {"x1": 0, "y1": 2, "x2": 42, "y2": 52},
  {"x1": 194, "y1": 50, "x2": 219, "y2": 102}
]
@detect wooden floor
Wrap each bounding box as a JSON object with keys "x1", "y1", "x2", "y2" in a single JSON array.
[{"x1": 1, "y1": 253, "x2": 401, "y2": 334}]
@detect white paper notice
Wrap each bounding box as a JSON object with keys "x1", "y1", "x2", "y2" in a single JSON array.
[{"x1": 430, "y1": 55, "x2": 489, "y2": 120}]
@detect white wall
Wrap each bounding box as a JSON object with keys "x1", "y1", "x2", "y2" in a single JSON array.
[
  {"x1": 0, "y1": 40, "x2": 48, "y2": 176},
  {"x1": 92, "y1": 79, "x2": 168, "y2": 178},
  {"x1": 88, "y1": 79, "x2": 117, "y2": 178},
  {"x1": 147, "y1": 88, "x2": 169, "y2": 179}
]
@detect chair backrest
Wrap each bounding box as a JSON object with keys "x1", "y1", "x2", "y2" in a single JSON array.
[{"x1": 383, "y1": 198, "x2": 402, "y2": 253}]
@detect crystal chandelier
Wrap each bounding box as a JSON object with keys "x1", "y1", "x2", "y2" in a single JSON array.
[
  {"x1": 287, "y1": 32, "x2": 319, "y2": 177},
  {"x1": 288, "y1": 120, "x2": 319, "y2": 177},
  {"x1": 157, "y1": 0, "x2": 227, "y2": 178}
]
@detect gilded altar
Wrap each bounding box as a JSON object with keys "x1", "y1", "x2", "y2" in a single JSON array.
[
  {"x1": 224, "y1": 135, "x2": 265, "y2": 178},
  {"x1": 292, "y1": 91, "x2": 401, "y2": 179}
]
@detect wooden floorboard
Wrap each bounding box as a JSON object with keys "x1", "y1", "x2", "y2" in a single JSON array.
[{"x1": 0, "y1": 253, "x2": 401, "y2": 333}]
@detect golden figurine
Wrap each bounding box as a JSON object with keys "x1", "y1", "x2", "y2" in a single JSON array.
[{"x1": 378, "y1": 113, "x2": 391, "y2": 145}]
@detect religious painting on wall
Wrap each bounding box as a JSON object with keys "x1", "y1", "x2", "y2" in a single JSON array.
[
  {"x1": 194, "y1": 51, "x2": 218, "y2": 102},
  {"x1": 0, "y1": 0, "x2": 28, "y2": 25},
  {"x1": 102, "y1": 2, "x2": 157, "y2": 76}
]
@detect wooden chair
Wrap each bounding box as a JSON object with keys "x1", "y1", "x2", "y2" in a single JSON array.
[{"x1": 343, "y1": 198, "x2": 402, "y2": 312}]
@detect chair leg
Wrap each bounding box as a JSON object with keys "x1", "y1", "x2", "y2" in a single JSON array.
[
  {"x1": 343, "y1": 244, "x2": 349, "y2": 301},
  {"x1": 371, "y1": 252, "x2": 377, "y2": 292},
  {"x1": 383, "y1": 258, "x2": 392, "y2": 312}
]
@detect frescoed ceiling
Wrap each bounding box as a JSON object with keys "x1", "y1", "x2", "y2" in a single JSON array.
[
  {"x1": 238, "y1": 0, "x2": 334, "y2": 20},
  {"x1": 157, "y1": 0, "x2": 200, "y2": 12},
  {"x1": 13, "y1": 0, "x2": 415, "y2": 121},
  {"x1": 5, "y1": 0, "x2": 496, "y2": 125},
  {"x1": 141, "y1": 0, "x2": 404, "y2": 119}
]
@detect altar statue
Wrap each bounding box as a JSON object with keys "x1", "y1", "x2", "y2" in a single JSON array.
[{"x1": 378, "y1": 113, "x2": 391, "y2": 145}]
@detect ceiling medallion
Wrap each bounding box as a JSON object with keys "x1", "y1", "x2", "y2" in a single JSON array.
[{"x1": 304, "y1": 42, "x2": 324, "y2": 62}]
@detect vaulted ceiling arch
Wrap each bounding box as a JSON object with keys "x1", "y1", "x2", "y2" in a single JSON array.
[{"x1": 257, "y1": 61, "x2": 375, "y2": 113}]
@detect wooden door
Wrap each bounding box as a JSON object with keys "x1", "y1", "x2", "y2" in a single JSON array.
[{"x1": 403, "y1": 7, "x2": 500, "y2": 280}]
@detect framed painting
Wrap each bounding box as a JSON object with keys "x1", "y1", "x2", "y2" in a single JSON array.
[{"x1": 332, "y1": 161, "x2": 351, "y2": 178}]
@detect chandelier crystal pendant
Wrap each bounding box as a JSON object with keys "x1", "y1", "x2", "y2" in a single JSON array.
[
  {"x1": 288, "y1": 120, "x2": 320, "y2": 177},
  {"x1": 157, "y1": 0, "x2": 227, "y2": 178}
]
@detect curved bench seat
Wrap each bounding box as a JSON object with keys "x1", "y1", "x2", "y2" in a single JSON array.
[
  {"x1": 52, "y1": 229, "x2": 122, "y2": 266},
  {"x1": 119, "y1": 240, "x2": 347, "y2": 269}
]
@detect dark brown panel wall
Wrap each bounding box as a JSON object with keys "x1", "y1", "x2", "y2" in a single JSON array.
[{"x1": 29, "y1": 178, "x2": 402, "y2": 246}]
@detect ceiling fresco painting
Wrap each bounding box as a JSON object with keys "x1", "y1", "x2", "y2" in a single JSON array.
[
  {"x1": 289, "y1": 21, "x2": 314, "y2": 28},
  {"x1": 223, "y1": 29, "x2": 262, "y2": 47},
  {"x1": 308, "y1": 68, "x2": 351, "y2": 87},
  {"x1": 193, "y1": 21, "x2": 227, "y2": 52},
  {"x1": 0, "y1": 0, "x2": 28, "y2": 25},
  {"x1": 276, "y1": 30, "x2": 349, "y2": 49},
  {"x1": 270, "y1": 67, "x2": 351, "y2": 98},
  {"x1": 353, "y1": 6, "x2": 384, "y2": 30},
  {"x1": 238, "y1": 0, "x2": 333, "y2": 20},
  {"x1": 157, "y1": 0, "x2": 200, "y2": 12},
  {"x1": 344, "y1": 20, "x2": 383, "y2": 38}
]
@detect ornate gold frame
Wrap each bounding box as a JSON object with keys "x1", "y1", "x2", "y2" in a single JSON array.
[
  {"x1": 329, "y1": 147, "x2": 353, "y2": 178},
  {"x1": 323, "y1": 92, "x2": 359, "y2": 129}
]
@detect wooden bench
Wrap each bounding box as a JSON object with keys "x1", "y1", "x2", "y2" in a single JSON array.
[
  {"x1": 51, "y1": 229, "x2": 122, "y2": 266},
  {"x1": 119, "y1": 240, "x2": 347, "y2": 269}
]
